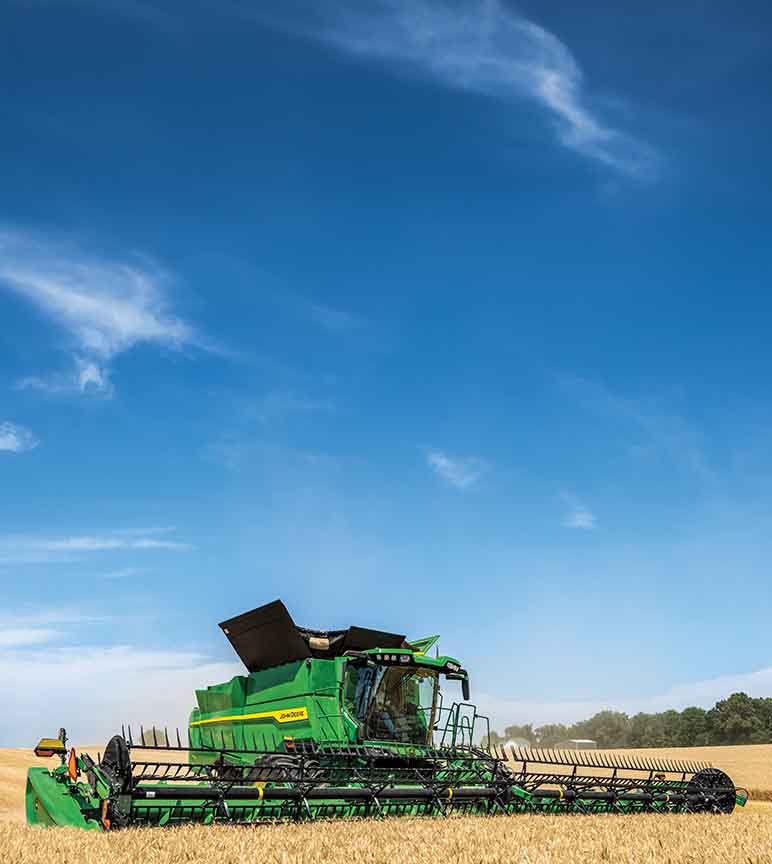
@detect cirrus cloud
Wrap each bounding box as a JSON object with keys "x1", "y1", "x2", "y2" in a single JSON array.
[
  {"x1": 0, "y1": 229, "x2": 202, "y2": 395},
  {"x1": 256, "y1": 0, "x2": 659, "y2": 179},
  {"x1": 0, "y1": 421, "x2": 38, "y2": 454},
  {"x1": 427, "y1": 449, "x2": 487, "y2": 489}
]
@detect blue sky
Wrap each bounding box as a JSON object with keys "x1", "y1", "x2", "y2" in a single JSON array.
[{"x1": 2, "y1": 0, "x2": 772, "y2": 745}]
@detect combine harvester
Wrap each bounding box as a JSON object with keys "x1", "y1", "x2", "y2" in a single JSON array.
[{"x1": 26, "y1": 600, "x2": 746, "y2": 829}]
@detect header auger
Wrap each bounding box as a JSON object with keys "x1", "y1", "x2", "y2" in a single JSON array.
[{"x1": 26, "y1": 600, "x2": 747, "y2": 829}]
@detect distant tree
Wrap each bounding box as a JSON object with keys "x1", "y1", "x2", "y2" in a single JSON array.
[
  {"x1": 629, "y1": 713, "x2": 654, "y2": 748},
  {"x1": 661, "y1": 709, "x2": 681, "y2": 746},
  {"x1": 485, "y1": 690, "x2": 772, "y2": 750},
  {"x1": 752, "y1": 698, "x2": 772, "y2": 743},
  {"x1": 503, "y1": 724, "x2": 536, "y2": 745},
  {"x1": 709, "y1": 693, "x2": 763, "y2": 744},
  {"x1": 581, "y1": 711, "x2": 631, "y2": 749},
  {"x1": 677, "y1": 707, "x2": 709, "y2": 747},
  {"x1": 535, "y1": 724, "x2": 569, "y2": 748}
]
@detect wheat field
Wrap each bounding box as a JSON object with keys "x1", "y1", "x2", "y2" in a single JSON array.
[{"x1": 3, "y1": 744, "x2": 772, "y2": 863}]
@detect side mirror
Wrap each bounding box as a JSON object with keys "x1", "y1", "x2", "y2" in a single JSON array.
[{"x1": 462, "y1": 678, "x2": 470, "y2": 701}]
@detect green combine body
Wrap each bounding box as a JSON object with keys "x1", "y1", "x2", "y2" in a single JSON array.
[{"x1": 26, "y1": 600, "x2": 746, "y2": 829}]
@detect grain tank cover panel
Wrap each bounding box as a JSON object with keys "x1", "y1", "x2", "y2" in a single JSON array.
[
  {"x1": 219, "y1": 599, "x2": 408, "y2": 670},
  {"x1": 219, "y1": 599, "x2": 311, "y2": 672},
  {"x1": 343, "y1": 626, "x2": 407, "y2": 652}
]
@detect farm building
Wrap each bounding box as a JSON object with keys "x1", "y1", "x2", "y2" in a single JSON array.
[{"x1": 556, "y1": 739, "x2": 598, "y2": 750}]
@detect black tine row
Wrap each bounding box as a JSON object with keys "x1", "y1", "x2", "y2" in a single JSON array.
[
  {"x1": 500, "y1": 745, "x2": 709, "y2": 776},
  {"x1": 118, "y1": 725, "x2": 704, "y2": 778}
]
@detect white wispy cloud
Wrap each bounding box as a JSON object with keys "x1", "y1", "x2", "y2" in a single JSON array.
[
  {"x1": 560, "y1": 491, "x2": 597, "y2": 530},
  {"x1": 427, "y1": 449, "x2": 486, "y2": 489},
  {"x1": 0, "y1": 229, "x2": 200, "y2": 395},
  {"x1": 0, "y1": 421, "x2": 38, "y2": 453},
  {"x1": 36, "y1": 536, "x2": 190, "y2": 551},
  {"x1": 259, "y1": 0, "x2": 658, "y2": 179},
  {"x1": 0, "y1": 608, "x2": 102, "y2": 651},
  {"x1": 0, "y1": 531, "x2": 191, "y2": 564},
  {"x1": 96, "y1": 566, "x2": 145, "y2": 581},
  {"x1": 0, "y1": 608, "x2": 103, "y2": 629},
  {"x1": 0, "y1": 628, "x2": 62, "y2": 648},
  {"x1": 563, "y1": 508, "x2": 597, "y2": 530}
]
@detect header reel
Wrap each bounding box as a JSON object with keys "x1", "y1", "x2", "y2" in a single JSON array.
[{"x1": 26, "y1": 725, "x2": 747, "y2": 829}]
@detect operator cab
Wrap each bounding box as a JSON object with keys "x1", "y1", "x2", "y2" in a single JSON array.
[{"x1": 343, "y1": 651, "x2": 470, "y2": 746}]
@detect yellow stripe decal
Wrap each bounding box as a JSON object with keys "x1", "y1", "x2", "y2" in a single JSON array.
[{"x1": 190, "y1": 707, "x2": 309, "y2": 727}]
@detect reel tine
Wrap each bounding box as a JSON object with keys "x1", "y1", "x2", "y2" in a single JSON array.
[
  {"x1": 164, "y1": 727, "x2": 170, "y2": 747},
  {"x1": 177, "y1": 728, "x2": 182, "y2": 748},
  {"x1": 140, "y1": 724, "x2": 145, "y2": 747},
  {"x1": 153, "y1": 727, "x2": 158, "y2": 747}
]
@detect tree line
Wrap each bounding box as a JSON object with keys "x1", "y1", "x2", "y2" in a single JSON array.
[{"x1": 484, "y1": 693, "x2": 772, "y2": 749}]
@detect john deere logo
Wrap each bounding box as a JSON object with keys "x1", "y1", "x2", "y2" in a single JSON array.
[{"x1": 278, "y1": 708, "x2": 308, "y2": 722}]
